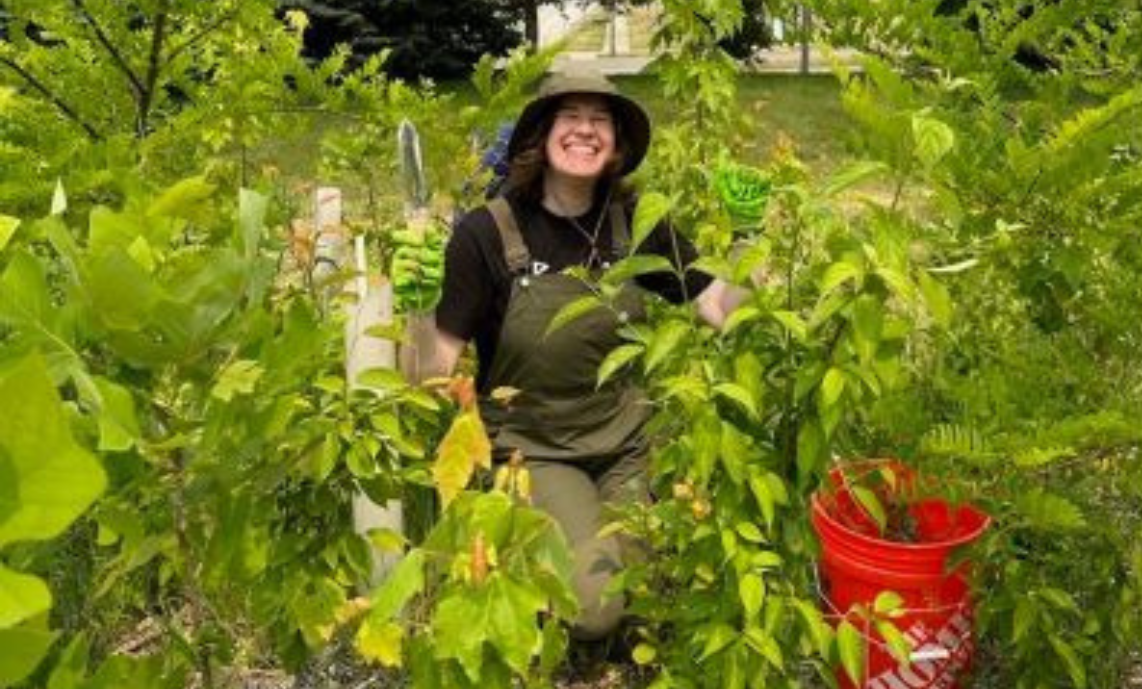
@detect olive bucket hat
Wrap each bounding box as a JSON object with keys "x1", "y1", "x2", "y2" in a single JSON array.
[{"x1": 507, "y1": 68, "x2": 652, "y2": 176}]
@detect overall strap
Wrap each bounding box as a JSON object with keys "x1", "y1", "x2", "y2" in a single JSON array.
[
  {"x1": 609, "y1": 201, "x2": 630, "y2": 257},
  {"x1": 487, "y1": 197, "x2": 530, "y2": 274}
]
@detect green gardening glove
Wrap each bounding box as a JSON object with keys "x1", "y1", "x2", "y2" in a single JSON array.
[
  {"x1": 391, "y1": 225, "x2": 445, "y2": 313},
  {"x1": 713, "y1": 159, "x2": 772, "y2": 230}
]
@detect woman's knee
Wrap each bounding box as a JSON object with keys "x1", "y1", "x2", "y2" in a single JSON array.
[{"x1": 570, "y1": 536, "x2": 625, "y2": 640}]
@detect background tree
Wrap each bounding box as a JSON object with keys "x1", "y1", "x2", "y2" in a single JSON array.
[{"x1": 281, "y1": 0, "x2": 522, "y2": 80}]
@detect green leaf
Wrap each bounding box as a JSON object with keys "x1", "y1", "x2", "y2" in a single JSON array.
[
  {"x1": 698, "y1": 623, "x2": 738, "y2": 661},
  {"x1": 722, "y1": 305, "x2": 762, "y2": 334},
  {"x1": 46, "y1": 633, "x2": 91, "y2": 689},
  {"x1": 237, "y1": 188, "x2": 268, "y2": 259},
  {"x1": 917, "y1": 271, "x2": 952, "y2": 327},
  {"x1": 735, "y1": 522, "x2": 766, "y2": 544},
  {"x1": 1048, "y1": 634, "x2": 1087, "y2": 689},
  {"x1": 211, "y1": 359, "x2": 263, "y2": 402},
  {"x1": 927, "y1": 258, "x2": 979, "y2": 274},
  {"x1": 0, "y1": 215, "x2": 19, "y2": 252},
  {"x1": 874, "y1": 619, "x2": 911, "y2": 663},
  {"x1": 486, "y1": 576, "x2": 546, "y2": 675},
  {"x1": 1013, "y1": 597, "x2": 1036, "y2": 643},
  {"x1": 602, "y1": 254, "x2": 674, "y2": 286},
  {"x1": 597, "y1": 343, "x2": 644, "y2": 388},
  {"x1": 51, "y1": 179, "x2": 68, "y2": 216},
  {"x1": 770, "y1": 310, "x2": 808, "y2": 342},
  {"x1": 713, "y1": 382, "x2": 758, "y2": 420},
  {"x1": 818, "y1": 367, "x2": 846, "y2": 412},
  {"x1": 851, "y1": 485, "x2": 887, "y2": 534},
  {"x1": 1015, "y1": 490, "x2": 1086, "y2": 531},
  {"x1": 368, "y1": 549, "x2": 426, "y2": 621},
  {"x1": 850, "y1": 294, "x2": 884, "y2": 363},
  {"x1": 631, "y1": 192, "x2": 672, "y2": 252},
  {"x1": 433, "y1": 592, "x2": 486, "y2": 681},
  {"x1": 749, "y1": 473, "x2": 788, "y2": 531},
  {"x1": 743, "y1": 627, "x2": 784, "y2": 671},
  {"x1": 544, "y1": 293, "x2": 602, "y2": 337},
  {"x1": 796, "y1": 419, "x2": 827, "y2": 481},
  {"x1": 823, "y1": 161, "x2": 890, "y2": 197},
  {"x1": 644, "y1": 320, "x2": 689, "y2": 374},
  {"x1": 876, "y1": 267, "x2": 916, "y2": 302},
  {"x1": 355, "y1": 617, "x2": 403, "y2": 668},
  {"x1": 739, "y1": 573, "x2": 765, "y2": 619},
  {"x1": 93, "y1": 377, "x2": 140, "y2": 452},
  {"x1": 147, "y1": 176, "x2": 216, "y2": 222},
  {"x1": 85, "y1": 248, "x2": 159, "y2": 330},
  {"x1": 873, "y1": 590, "x2": 905, "y2": 617},
  {"x1": 0, "y1": 251, "x2": 51, "y2": 329},
  {"x1": 1013, "y1": 446, "x2": 1074, "y2": 468},
  {"x1": 1038, "y1": 587, "x2": 1081, "y2": 617},
  {"x1": 792, "y1": 599, "x2": 833, "y2": 656},
  {"x1": 912, "y1": 113, "x2": 955, "y2": 168},
  {"x1": 0, "y1": 626, "x2": 58, "y2": 686},
  {"x1": 836, "y1": 620, "x2": 866, "y2": 687},
  {"x1": 0, "y1": 565, "x2": 51, "y2": 627},
  {"x1": 0, "y1": 355, "x2": 106, "y2": 547},
  {"x1": 355, "y1": 367, "x2": 408, "y2": 394},
  {"x1": 820, "y1": 260, "x2": 863, "y2": 295},
  {"x1": 88, "y1": 207, "x2": 143, "y2": 256}
]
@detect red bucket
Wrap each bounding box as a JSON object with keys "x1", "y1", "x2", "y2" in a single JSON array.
[{"x1": 811, "y1": 462, "x2": 990, "y2": 689}]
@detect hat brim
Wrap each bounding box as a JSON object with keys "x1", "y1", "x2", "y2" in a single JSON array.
[{"x1": 507, "y1": 90, "x2": 651, "y2": 177}]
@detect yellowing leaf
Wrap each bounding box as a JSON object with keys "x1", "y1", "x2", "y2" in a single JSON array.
[
  {"x1": 632, "y1": 643, "x2": 657, "y2": 665},
  {"x1": 355, "y1": 617, "x2": 404, "y2": 668},
  {"x1": 433, "y1": 410, "x2": 491, "y2": 506}
]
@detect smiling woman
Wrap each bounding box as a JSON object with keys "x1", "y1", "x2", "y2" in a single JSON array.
[{"x1": 403, "y1": 67, "x2": 745, "y2": 642}]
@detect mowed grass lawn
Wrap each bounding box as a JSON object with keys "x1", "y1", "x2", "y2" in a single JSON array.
[
  {"x1": 614, "y1": 72, "x2": 854, "y2": 170},
  {"x1": 269, "y1": 72, "x2": 854, "y2": 206}
]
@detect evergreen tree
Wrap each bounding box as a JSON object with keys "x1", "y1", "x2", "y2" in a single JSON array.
[{"x1": 283, "y1": 0, "x2": 523, "y2": 81}]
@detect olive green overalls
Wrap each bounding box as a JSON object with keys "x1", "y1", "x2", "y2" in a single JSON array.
[{"x1": 481, "y1": 197, "x2": 650, "y2": 640}]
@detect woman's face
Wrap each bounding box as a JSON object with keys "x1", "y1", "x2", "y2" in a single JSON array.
[{"x1": 544, "y1": 94, "x2": 617, "y2": 182}]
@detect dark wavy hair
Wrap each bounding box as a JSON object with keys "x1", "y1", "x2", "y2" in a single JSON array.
[{"x1": 504, "y1": 97, "x2": 635, "y2": 206}]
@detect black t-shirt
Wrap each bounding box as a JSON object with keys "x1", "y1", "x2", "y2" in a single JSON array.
[{"x1": 435, "y1": 189, "x2": 713, "y2": 390}]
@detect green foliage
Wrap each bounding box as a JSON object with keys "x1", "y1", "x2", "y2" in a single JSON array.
[
  {"x1": 0, "y1": 179, "x2": 447, "y2": 683},
  {"x1": 814, "y1": 0, "x2": 1142, "y2": 685},
  {"x1": 0, "y1": 355, "x2": 107, "y2": 685},
  {"x1": 356, "y1": 484, "x2": 577, "y2": 687}
]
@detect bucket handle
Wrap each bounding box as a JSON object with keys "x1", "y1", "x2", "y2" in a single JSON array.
[{"x1": 812, "y1": 563, "x2": 966, "y2": 667}]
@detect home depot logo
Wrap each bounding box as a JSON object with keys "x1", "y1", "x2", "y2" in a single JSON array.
[{"x1": 866, "y1": 610, "x2": 974, "y2": 689}]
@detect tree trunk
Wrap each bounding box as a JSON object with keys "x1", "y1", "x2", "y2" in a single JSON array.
[{"x1": 523, "y1": 0, "x2": 538, "y2": 49}]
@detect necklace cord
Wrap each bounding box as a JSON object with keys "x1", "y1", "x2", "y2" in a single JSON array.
[{"x1": 551, "y1": 186, "x2": 614, "y2": 268}]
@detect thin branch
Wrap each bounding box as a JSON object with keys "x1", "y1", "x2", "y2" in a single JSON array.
[
  {"x1": 0, "y1": 56, "x2": 102, "y2": 140},
  {"x1": 69, "y1": 0, "x2": 146, "y2": 99},
  {"x1": 136, "y1": 0, "x2": 171, "y2": 137},
  {"x1": 163, "y1": 7, "x2": 242, "y2": 67}
]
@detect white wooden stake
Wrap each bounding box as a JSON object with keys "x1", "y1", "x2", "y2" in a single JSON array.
[{"x1": 314, "y1": 187, "x2": 404, "y2": 587}]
